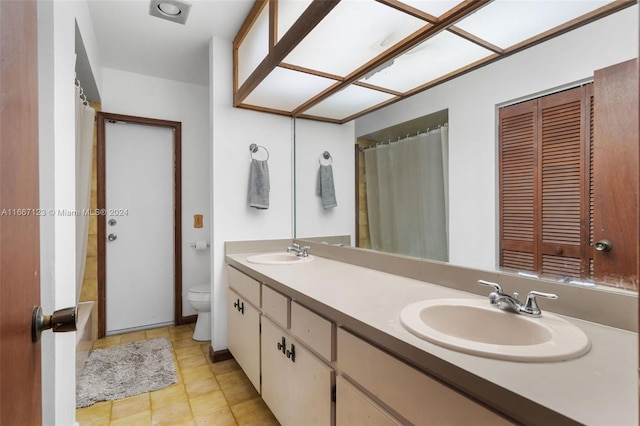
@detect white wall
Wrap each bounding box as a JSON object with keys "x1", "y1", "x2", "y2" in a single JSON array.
[
  {"x1": 355, "y1": 6, "x2": 638, "y2": 272},
  {"x1": 101, "y1": 68, "x2": 211, "y2": 317},
  {"x1": 294, "y1": 118, "x2": 355, "y2": 241},
  {"x1": 37, "y1": 1, "x2": 100, "y2": 424},
  {"x1": 210, "y1": 37, "x2": 294, "y2": 351}
]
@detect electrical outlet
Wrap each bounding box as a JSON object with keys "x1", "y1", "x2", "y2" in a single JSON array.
[{"x1": 194, "y1": 214, "x2": 203, "y2": 228}]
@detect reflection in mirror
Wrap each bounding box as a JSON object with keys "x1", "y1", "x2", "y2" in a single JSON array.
[{"x1": 357, "y1": 110, "x2": 449, "y2": 262}]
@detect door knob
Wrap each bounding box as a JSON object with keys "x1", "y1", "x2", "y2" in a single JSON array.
[
  {"x1": 108, "y1": 233, "x2": 117, "y2": 242},
  {"x1": 31, "y1": 306, "x2": 77, "y2": 342},
  {"x1": 595, "y1": 239, "x2": 612, "y2": 252}
]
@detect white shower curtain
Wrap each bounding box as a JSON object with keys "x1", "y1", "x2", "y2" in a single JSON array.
[
  {"x1": 75, "y1": 83, "x2": 95, "y2": 304},
  {"x1": 364, "y1": 126, "x2": 449, "y2": 261}
]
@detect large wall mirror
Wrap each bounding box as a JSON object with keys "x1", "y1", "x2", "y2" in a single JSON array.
[{"x1": 294, "y1": 5, "x2": 639, "y2": 292}]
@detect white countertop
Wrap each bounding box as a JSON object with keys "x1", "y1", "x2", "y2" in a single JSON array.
[{"x1": 227, "y1": 253, "x2": 638, "y2": 426}]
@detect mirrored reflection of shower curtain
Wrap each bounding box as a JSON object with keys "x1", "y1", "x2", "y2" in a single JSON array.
[
  {"x1": 364, "y1": 126, "x2": 449, "y2": 261},
  {"x1": 75, "y1": 83, "x2": 96, "y2": 304}
]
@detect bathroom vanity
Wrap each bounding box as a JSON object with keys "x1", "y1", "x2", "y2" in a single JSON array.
[{"x1": 224, "y1": 240, "x2": 638, "y2": 426}]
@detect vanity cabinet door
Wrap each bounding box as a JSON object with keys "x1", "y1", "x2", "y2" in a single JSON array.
[
  {"x1": 262, "y1": 316, "x2": 333, "y2": 426},
  {"x1": 226, "y1": 288, "x2": 261, "y2": 392}
]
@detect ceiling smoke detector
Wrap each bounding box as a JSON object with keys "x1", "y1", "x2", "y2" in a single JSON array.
[{"x1": 149, "y1": 0, "x2": 192, "y2": 25}]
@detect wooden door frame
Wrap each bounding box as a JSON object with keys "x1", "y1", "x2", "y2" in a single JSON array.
[{"x1": 96, "y1": 112, "x2": 193, "y2": 338}]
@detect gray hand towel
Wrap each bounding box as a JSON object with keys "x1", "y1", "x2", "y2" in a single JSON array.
[
  {"x1": 248, "y1": 159, "x2": 270, "y2": 209},
  {"x1": 317, "y1": 164, "x2": 337, "y2": 209}
]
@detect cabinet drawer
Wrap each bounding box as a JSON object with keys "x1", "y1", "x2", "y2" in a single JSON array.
[
  {"x1": 262, "y1": 285, "x2": 289, "y2": 329},
  {"x1": 336, "y1": 376, "x2": 401, "y2": 426},
  {"x1": 337, "y1": 328, "x2": 512, "y2": 426},
  {"x1": 291, "y1": 301, "x2": 334, "y2": 362},
  {"x1": 226, "y1": 265, "x2": 260, "y2": 308}
]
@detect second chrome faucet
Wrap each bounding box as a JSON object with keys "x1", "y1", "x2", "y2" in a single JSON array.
[{"x1": 477, "y1": 280, "x2": 557, "y2": 317}]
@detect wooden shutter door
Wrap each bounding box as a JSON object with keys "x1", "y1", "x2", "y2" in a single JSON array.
[
  {"x1": 499, "y1": 99, "x2": 537, "y2": 271},
  {"x1": 537, "y1": 85, "x2": 589, "y2": 278}
]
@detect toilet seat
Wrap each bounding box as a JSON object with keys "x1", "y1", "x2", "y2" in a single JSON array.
[
  {"x1": 190, "y1": 284, "x2": 210, "y2": 294},
  {"x1": 188, "y1": 285, "x2": 211, "y2": 302}
]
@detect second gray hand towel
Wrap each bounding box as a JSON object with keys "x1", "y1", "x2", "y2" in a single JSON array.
[
  {"x1": 248, "y1": 158, "x2": 270, "y2": 209},
  {"x1": 317, "y1": 164, "x2": 337, "y2": 209}
]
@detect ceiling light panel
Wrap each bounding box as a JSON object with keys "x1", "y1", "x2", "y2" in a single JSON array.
[
  {"x1": 400, "y1": 0, "x2": 466, "y2": 18},
  {"x1": 243, "y1": 67, "x2": 337, "y2": 112},
  {"x1": 277, "y1": 0, "x2": 313, "y2": 42},
  {"x1": 237, "y1": 3, "x2": 270, "y2": 88},
  {"x1": 455, "y1": 0, "x2": 613, "y2": 49},
  {"x1": 283, "y1": 0, "x2": 427, "y2": 77},
  {"x1": 360, "y1": 31, "x2": 494, "y2": 93},
  {"x1": 303, "y1": 85, "x2": 397, "y2": 121}
]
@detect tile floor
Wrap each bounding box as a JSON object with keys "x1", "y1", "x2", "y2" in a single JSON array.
[{"x1": 76, "y1": 324, "x2": 279, "y2": 426}]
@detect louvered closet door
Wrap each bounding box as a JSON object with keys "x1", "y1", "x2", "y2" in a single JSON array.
[
  {"x1": 499, "y1": 99, "x2": 537, "y2": 272},
  {"x1": 499, "y1": 85, "x2": 591, "y2": 278},
  {"x1": 537, "y1": 86, "x2": 590, "y2": 278}
]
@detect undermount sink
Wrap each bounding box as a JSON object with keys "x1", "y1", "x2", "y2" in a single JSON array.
[
  {"x1": 400, "y1": 298, "x2": 590, "y2": 362},
  {"x1": 246, "y1": 252, "x2": 315, "y2": 265}
]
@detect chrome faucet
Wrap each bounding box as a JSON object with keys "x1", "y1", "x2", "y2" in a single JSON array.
[
  {"x1": 287, "y1": 243, "x2": 310, "y2": 257},
  {"x1": 477, "y1": 280, "x2": 558, "y2": 317}
]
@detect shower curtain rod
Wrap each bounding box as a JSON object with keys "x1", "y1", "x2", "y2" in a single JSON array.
[
  {"x1": 360, "y1": 123, "x2": 448, "y2": 151},
  {"x1": 74, "y1": 76, "x2": 89, "y2": 106}
]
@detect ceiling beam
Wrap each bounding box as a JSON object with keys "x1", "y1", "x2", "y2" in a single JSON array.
[{"x1": 234, "y1": 0, "x2": 340, "y2": 106}]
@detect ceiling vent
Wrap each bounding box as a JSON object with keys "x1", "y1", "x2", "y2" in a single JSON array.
[{"x1": 149, "y1": 0, "x2": 192, "y2": 25}]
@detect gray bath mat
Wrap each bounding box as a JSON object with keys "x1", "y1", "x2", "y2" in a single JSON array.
[{"x1": 76, "y1": 337, "x2": 177, "y2": 408}]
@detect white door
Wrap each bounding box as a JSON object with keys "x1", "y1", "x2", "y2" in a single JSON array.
[{"x1": 105, "y1": 121, "x2": 175, "y2": 333}]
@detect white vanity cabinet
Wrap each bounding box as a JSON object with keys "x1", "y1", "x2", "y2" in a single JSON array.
[
  {"x1": 226, "y1": 266, "x2": 261, "y2": 392},
  {"x1": 337, "y1": 328, "x2": 513, "y2": 425},
  {"x1": 261, "y1": 285, "x2": 335, "y2": 426}
]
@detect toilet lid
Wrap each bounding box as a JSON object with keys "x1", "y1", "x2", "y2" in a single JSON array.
[{"x1": 190, "y1": 284, "x2": 211, "y2": 294}]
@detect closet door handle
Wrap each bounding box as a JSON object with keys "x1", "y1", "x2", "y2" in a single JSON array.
[{"x1": 238, "y1": 301, "x2": 244, "y2": 314}]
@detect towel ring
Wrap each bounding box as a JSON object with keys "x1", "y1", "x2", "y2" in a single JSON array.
[
  {"x1": 249, "y1": 143, "x2": 269, "y2": 161},
  {"x1": 319, "y1": 151, "x2": 332, "y2": 165}
]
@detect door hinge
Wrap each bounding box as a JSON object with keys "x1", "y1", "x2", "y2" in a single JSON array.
[{"x1": 331, "y1": 385, "x2": 336, "y2": 402}]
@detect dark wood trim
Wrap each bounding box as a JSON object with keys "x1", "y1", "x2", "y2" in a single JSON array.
[
  {"x1": 233, "y1": 0, "x2": 268, "y2": 93},
  {"x1": 375, "y1": 0, "x2": 437, "y2": 23},
  {"x1": 181, "y1": 314, "x2": 197, "y2": 325},
  {"x1": 290, "y1": 0, "x2": 492, "y2": 114},
  {"x1": 210, "y1": 347, "x2": 234, "y2": 363},
  {"x1": 447, "y1": 26, "x2": 504, "y2": 54},
  {"x1": 269, "y1": 0, "x2": 277, "y2": 53},
  {"x1": 355, "y1": 144, "x2": 361, "y2": 247},
  {"x1": 96, "y1": 112, "x2": 183, "y2": 338},
  {"x1": 234, "y1": 0, "x2": 341, "y2": 106},
  {"x1": 278, "y1": 62, "x2": 343, "y2": 82}
]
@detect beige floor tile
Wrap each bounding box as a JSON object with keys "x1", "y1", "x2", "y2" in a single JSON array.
[
  {"x1": 170, "y1": 324, "x2": 195, "y2": 334},
  {"x1": 150, "y1": 383, "x2": 188, "y2": 409},
  {"x1": 146, "y1": 327, "x2": 171, "y2": 339},
  {"x1": 151, "y1": 398, "x2": 193, "y2": 424},
  {"x1": 76, "y1": 400, "x2": 112, "y2": 425},
  {"x1": 189, "y1": 390, "x2": 229, "y2": 418},
  {"x1": 171, "y1": 330, "x2": 196, "y2": 342},
  {"x1": 182, "y1": 364, "x2": 215, "y2": 384},
  {"x1": 110, "y1": 409, "x2": 151, "y2": 425},
  {"x1": 179, "y1": 354, "x2": 209, "y2": 370},
  {"x1": 186, "y1": 376, "x2": 221, "y2": 398},
  {"x1": 111, "y1": 393, "x2": 150, "y2": 420},
  {"x1": 200, "y1": 343, "x2": 211, "y2": 356},
  {"x1": 230, "y1": 398, "x2": 279, "y2": 426},
  {"x1": 193, "y1": 406, "x2": 238, "y2": 426},
  {"x1": 119, "y1": 330, "x2": 147, "y2": 344},
  {"x1": 216, "y1": 370, "x2": 259, "y2": 406},
  {"x1": 176, "y1": 345, "x2": 207, "y2": 361},
  {"x1": 210, "y1": 358, "x2": 241, "y2": 376},
  {"x1": 174, "y1": 337, "x2": 202, "y2": 350},
  {"x1": 92, "y1": 335, "x2": 122, "y2": 349}
]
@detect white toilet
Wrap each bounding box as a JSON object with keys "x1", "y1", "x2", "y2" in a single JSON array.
[{"x1": 187, "y1": 284, "x2": 211, "y2": 341}]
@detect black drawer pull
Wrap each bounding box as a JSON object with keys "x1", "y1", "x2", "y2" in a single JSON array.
[
  {"x1": 277, "y1": 336, "x2": 286, "y2": 353},
  {"x1": 286, "y1": 344, "x2": 296, "y2": 362}
]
